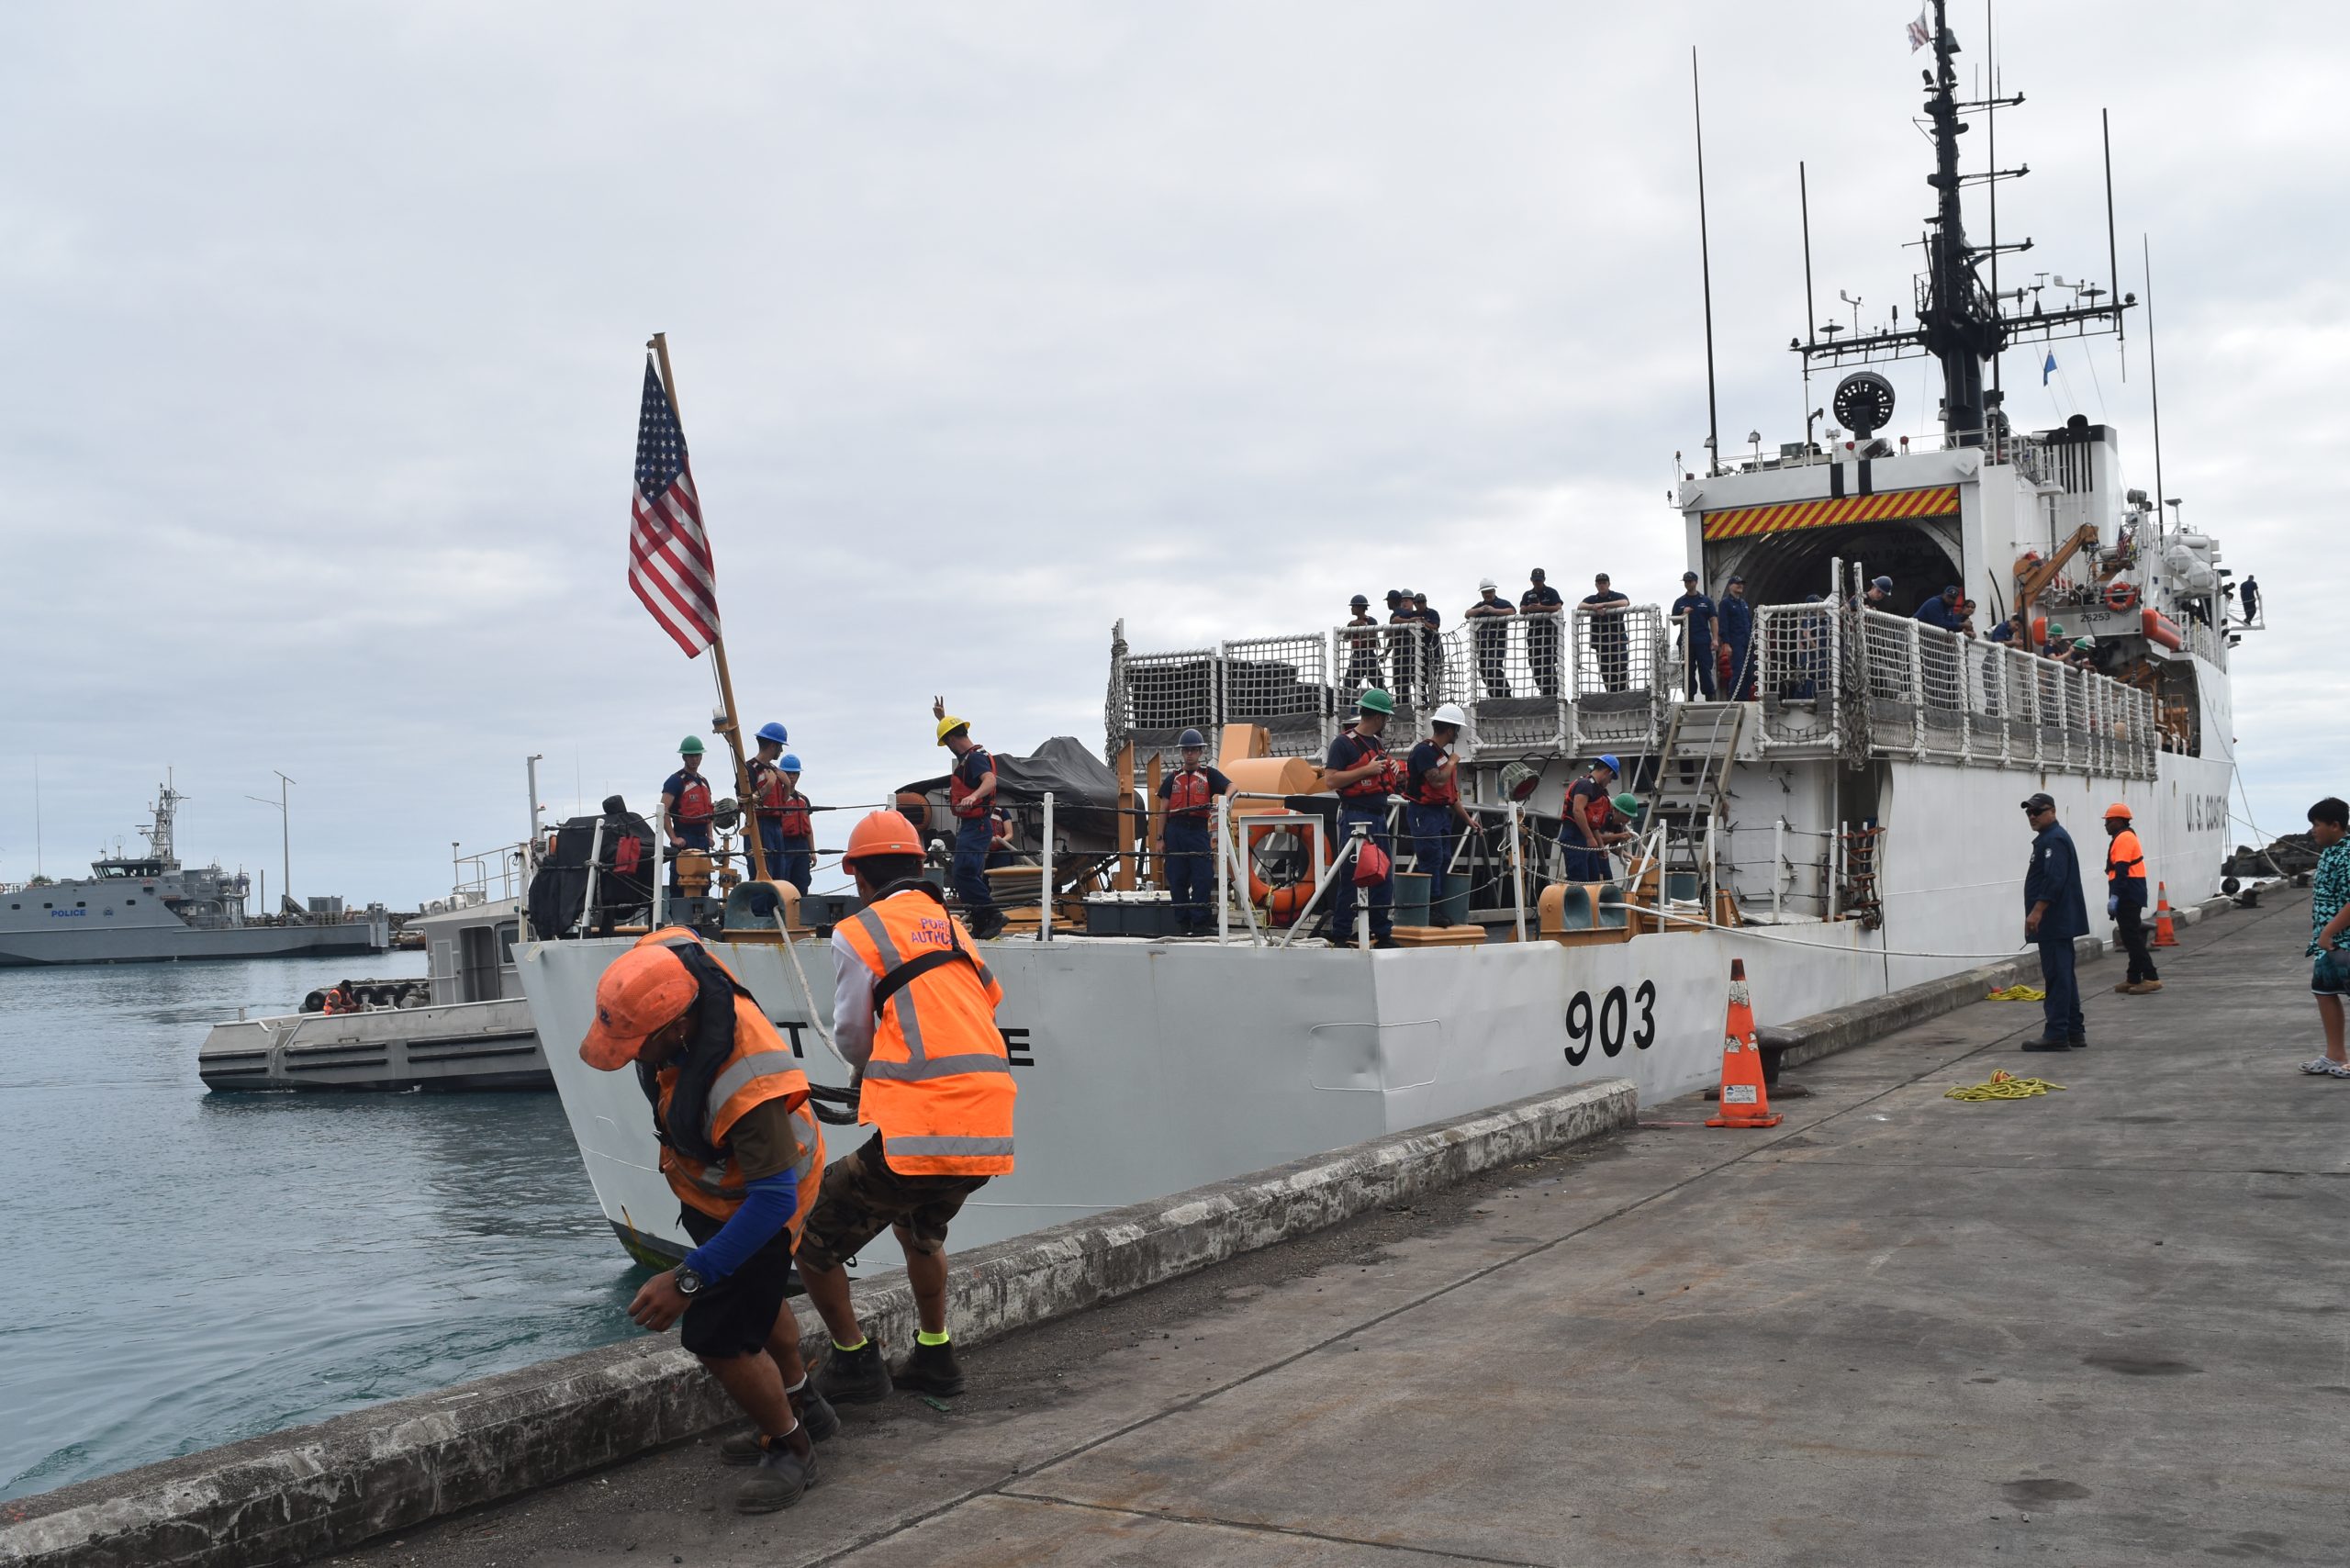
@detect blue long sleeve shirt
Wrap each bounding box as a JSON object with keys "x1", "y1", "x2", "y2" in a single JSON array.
[{"x1": 2023, "y1": 823, "x2": 2090, "y2": 941}]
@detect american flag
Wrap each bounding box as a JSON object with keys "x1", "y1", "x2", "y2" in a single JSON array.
[{"x1": 630, "y1": 358, "x2": 721, "y2": 656}]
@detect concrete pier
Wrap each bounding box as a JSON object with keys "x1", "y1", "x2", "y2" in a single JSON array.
[{"x1": 293, "y1": 888, "x2": 2344, "y2": 1567}]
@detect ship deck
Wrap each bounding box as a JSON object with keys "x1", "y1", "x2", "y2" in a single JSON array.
[{"x1": 340, "y1": 889, "x2": 2344, "y2": 1566}]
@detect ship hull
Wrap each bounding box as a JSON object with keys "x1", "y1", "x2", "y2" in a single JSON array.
[{"x1": 0, "y1": 915, "x2": 389, "y2": 967}]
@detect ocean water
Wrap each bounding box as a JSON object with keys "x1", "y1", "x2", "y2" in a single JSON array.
[{"x1": 0, "y1": 954, "x2": 642, "y2": 1503}]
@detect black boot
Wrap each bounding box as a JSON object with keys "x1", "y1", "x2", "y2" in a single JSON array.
[
  {"x1": 792, "y1": 1380, "x2": 840, "y2": 1441},
  {"x1": 735, "y1": 1430, "x2": 817, "y2": 1513},
  {"x1": 899, "y1": 1338, "x2": 966, "y2": 1398},
  {"x1": 816, "y1": 1339, "x2": 892, "y2": 1406}
]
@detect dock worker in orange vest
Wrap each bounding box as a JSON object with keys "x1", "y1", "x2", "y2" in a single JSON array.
[
  {"x1": 800, "y1": 811, "x2": 1017, "y2": 1407},
  {"x1": 576, "y1": 928, "x2": 830, "y2": 1514},
  {"x1": 2103, "y1": 803, "x2": 2161, "y2": 995}
]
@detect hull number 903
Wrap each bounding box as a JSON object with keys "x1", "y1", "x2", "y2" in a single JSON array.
[{"x1": 1564, "y1": 981, "x2": 1657, "y2": 1065}]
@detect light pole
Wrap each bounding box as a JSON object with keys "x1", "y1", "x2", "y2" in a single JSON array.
[{"x1": 247, "y1": 771, "x2": 293, "y2": 915}]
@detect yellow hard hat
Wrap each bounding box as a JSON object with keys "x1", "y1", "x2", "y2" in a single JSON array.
[{"x1": 935, "y1": 714, "x2": 970, "y2": 745}]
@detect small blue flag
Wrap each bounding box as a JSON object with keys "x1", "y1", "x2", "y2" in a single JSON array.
[{"x1": 2042, "y1": 351, "x2": 2057, "y2": 386}]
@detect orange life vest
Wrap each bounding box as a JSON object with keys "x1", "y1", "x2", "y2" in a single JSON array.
[
  {"x1": 835, "y1": 884, "x2": 1015, "y2": 1176},
  {"x1": 673, "y1": 773, "x2": 712, "y2": 829},
  {"x1": 946, "y1": 746, "x2": 997, "y2": 821},
  {"x1": 1333, "y1": 732, "x2": 1395, "y2": 801},
  {"x1": 755, "y1": 767, "x2": 813, "y2": 839},
  {"x1": 1410, "y1": 747, "x2": 1458, "y2": 808},
  {"x1": 1166, "y1": 767, "x2": 1214, "y2": 817},
  {"x1": 631, "y1": 930, "x2": 821, "y2": 1229}
]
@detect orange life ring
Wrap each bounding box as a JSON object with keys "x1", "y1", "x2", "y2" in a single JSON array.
[
  {"x1": 1244, "y1": 818, "x2": 1332, "y2": 926},
  {"x1": 2104, "y1": 581, "x2": 2140, "y2": 612}
]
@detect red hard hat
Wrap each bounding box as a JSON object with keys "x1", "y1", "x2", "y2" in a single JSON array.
[{"x1": 843, "y1": 809, "x2": 923, "y2": 866}]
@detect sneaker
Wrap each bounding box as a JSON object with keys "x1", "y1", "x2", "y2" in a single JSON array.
[
  {"x1": 2300, "y1": 1057, "x2": 2340, "y2": 1075},
  {"x1": 816, "y1": 1339, "x2": 892, "y2": 1406},
  {"x1": 899, "y1": 1339, "x2": 966, "y2": 1399},
  {"x1": 2020, "y1": 1038, "x2": 2071, "y2": 1052},
  {"x1": 735, "y1": 1437, "x2": 817, "y2": 1514}
]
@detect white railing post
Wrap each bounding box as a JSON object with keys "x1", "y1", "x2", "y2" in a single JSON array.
[
  {"x1": 1039, "y1": 790, "x2": 1055, "y2": 943},
  {"x1": 1773, "y1": 817, "x2": 1785, "y2": 922},
  {"x1": 1507, "y1": 801, "x2": 1528, "y2": 945},
  {"x1": 650, "y1": 812, "x2": 665, "y2": 930},
  {"x1": 1214, "y1": 795, "x2": 1229, "y2": 946},
  {"x1": 584, "y1": 817, "x2": 607, "y2": 937},
  {"x1": 1907, "y1": 618, "x2": 1926, "y2": 756}
]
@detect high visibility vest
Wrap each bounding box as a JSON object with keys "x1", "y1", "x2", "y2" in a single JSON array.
[
  {"x1": 2107, "y1": 829, "x2": 2147, "y2": 903},
  {"x1": 1166, "y1": 768, "x2": 1214, "y2": 818},
  {"x1": 836, "y1": 886, "x2": 1015, "y2": 1176},
  {"x1": 632, "y1": 930, "x2": 821, "y2": 1228}
]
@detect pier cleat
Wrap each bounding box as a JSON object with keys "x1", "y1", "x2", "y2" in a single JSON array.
[
  {"x1": 898, "y1": 1338, "x2": 967, "y2": 1399},
  {"x1": 735, "y1": 1436, "x2": 817, "y2": 1514},
  {"x1": 817, "y1": 1339, "x2": 893, "y2": 1405}
]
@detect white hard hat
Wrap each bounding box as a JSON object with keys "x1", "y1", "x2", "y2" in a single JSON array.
[
  {"x1": 1478, "y1": 577, "x2": 1496, "y2": 591},
  {"x1": 1431, "y1": 702, "x2": 1469, "y2": 729}
]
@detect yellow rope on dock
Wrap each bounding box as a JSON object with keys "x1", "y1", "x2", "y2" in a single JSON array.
[
  {"x1": 1984, "y1": 984, "x2": 2046, "y2": 1002},
  {"x1": 1944, "y1": 1069, "x2": 2065, "y2": 1102}
]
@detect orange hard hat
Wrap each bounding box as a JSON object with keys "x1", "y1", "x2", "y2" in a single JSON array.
[
  {"x1": 578, "y1": 943, "x2": 698, "y2": 1071},
  {"x1": 842, "y1": 808, "x2": 923, "y2": 867},
  {"x1": 2103, "y1": 801, "x2": 2132, "y2": 820}
]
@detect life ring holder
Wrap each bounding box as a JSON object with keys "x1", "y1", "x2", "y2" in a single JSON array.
[
  {"x1": 2104, "y1": 580, "x2": 2140, "y2": 612},
  {"x1": 1243, "y1": 816, "x2": 1333, "y2": 926}
]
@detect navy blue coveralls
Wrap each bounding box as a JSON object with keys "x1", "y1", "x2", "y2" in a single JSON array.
[
  {"x1": 1326, "y1": 728, "x2": 1394, "y2": 945},
  {"x1": 2024, "y1": 821, "x2": 2092, "y2": 1042},
  {"x1": 1562, "y1": 775, "x2": 1613, "y2": 881},
  {"x1": 950, "y1": 745, "x2": 999, "y2": 917},
  {"x1": 1717, "y1": 593, "x2": 1755, "y2": 700},
  {"x1": 1158, "y1": 765, "x2": 1231, "y2": 935},
  {"x1": 1404, "y1": 740, "x2": 1460, "y2": 887},
  {"x1": 1672, "y1": 591, "x2": 1717, "y2": 699}
]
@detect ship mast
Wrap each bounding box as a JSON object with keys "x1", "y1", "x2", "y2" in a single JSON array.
[{"x1": 1792, "y1": 0, "x2": 2131, "y2": 444}]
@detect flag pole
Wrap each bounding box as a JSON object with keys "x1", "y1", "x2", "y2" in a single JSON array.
[{"x1": 648, "y1": 332, "x2": 771, "y2": 887}]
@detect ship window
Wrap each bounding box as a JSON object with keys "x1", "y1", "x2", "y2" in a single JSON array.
[
  {"x1": 126, "y1": 899, "x2": 136, "y2": 906},
  {"x1": 43, "y1": 902, "x2": 52, "y2": 908},
  {"x1": 76, "y1": 901, "x2": 86, "y2": 908}
]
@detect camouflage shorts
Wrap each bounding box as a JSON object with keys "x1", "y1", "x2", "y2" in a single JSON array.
[{"x1": 794, "y1": 1133, "x2": 989, "y2": 1275}]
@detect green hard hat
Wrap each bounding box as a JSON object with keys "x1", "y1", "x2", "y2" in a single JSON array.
[
  {"x1": 678, "y1": 735, "x2": 706, "y2": 756},
  {"x1": 1357, "y1": 688, "x2": 1395, "y2": 716},
  {"x1": 1612, "y1": 792, "x2": 1641, "y2": 815},
  {"x1": 2045, "y1": 622, "x2": 2065, "y2": 638}
]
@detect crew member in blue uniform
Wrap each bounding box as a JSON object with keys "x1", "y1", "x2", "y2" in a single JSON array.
[
  {"x1": 1325, "y1": 689, "x2": 1399, "y2": 946},
  {"x1": 1915, "y1": 585, "x2": 1964, "y2": 631},
  {"x1": 1157, "y1": 729, "x2": 1233, "y2": 935},
  {"x1": 933, "y1": 698, "x2": 1007, "y2": 940},
  {"x1": 1385, "y1": 589, "x2": 1418, "y2": 706},
  {"x1": 1405, "y1": 703, "x2": 1475, "y2": 890},
  {"x1": 661, "y1": 735, "x2": 716, "y2": 892},
  {"x1": 2020, "y1": 792, "x2": 2091, "y2": 1050},
  {"x1": 746, "y1": 721, "x2": 792, "y2": 883},
  {"x1": 1716, "y1": 575, "x2": 1755, "y2": 700},
  {"x1": 764, "y1": 755, "x2": 814, "y2": 894},
  {"x1": 1520, "y1": 568, "x2": 1564, "y2": 698},
  {"x1": 1341, "y1": 594, "x2": 1382, "y2": 694},
  {"x1": 1581, "y1": 573, "x2": 1632, "y2": 691},
  {"x1": 1407, "y1": 591, "x2": 1444, "y2": 702},
  {"x1": 1671, "y1": 572, "x2": 1717, "y2": 699}
]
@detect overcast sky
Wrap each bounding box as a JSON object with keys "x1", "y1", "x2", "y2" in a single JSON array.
[{"x1": 4, "y1": 2, "x2": 2338, "y2": 908}]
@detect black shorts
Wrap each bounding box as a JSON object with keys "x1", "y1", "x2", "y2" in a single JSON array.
[
  {"x1": 794, "y1": 1133, "x2": 989, "y2": 1275},
  {"x1": 677, "y1": 1207, "x2": 796, "y2": 1361}
]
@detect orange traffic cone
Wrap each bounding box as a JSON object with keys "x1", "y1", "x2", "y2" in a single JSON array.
[
  {"x1": 2152, "y1": 881, "x2": 2178, "y2": 948},
  {"x1": 1706, "y1": 958, "x2": 1783, "y2": 1129}
]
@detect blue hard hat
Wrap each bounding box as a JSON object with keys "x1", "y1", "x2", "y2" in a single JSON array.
[
  {"x1": 1178, "y1": 728, "x2": 1206, "y2": 748},
  {"x1": 755, "y1": 721, "x2": 789, "y2": 745},
  {"x1": 779, "y1": 753, "x2": 801, "y2": 772},
  {"x1": 1597, "y1": 754, "x2": 1622, "y2": 773}
]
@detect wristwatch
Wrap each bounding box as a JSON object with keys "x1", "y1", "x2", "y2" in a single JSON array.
[{"x1": 672, "y1": 1265, "x2": 705, "y2": 1296}]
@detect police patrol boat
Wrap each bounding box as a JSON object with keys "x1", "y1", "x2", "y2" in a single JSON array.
[
  {"x1": 0, "y1": 779, "x2": 388, "y2": 967},
  {"x1": 519, "y1": 1, "x2": 2256, "y2": 1267}
]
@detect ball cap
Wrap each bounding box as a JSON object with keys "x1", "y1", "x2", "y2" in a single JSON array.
[
  {"x1": 1872, "y1": 575, "x2": 1894, "y2": 591},
  {"x1": 578, "y1": 944, "x2": 697, "y2": 1070},
  {"x1": 2020, "y1": 791, "x2": 2057, "y2": 813},
  {"x1": 1682, "y1": 570, "x2": 1700, "y2": 581},
  {"x1": 2103, "y1": 801, "x2": 2133, "y2": 820}
]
